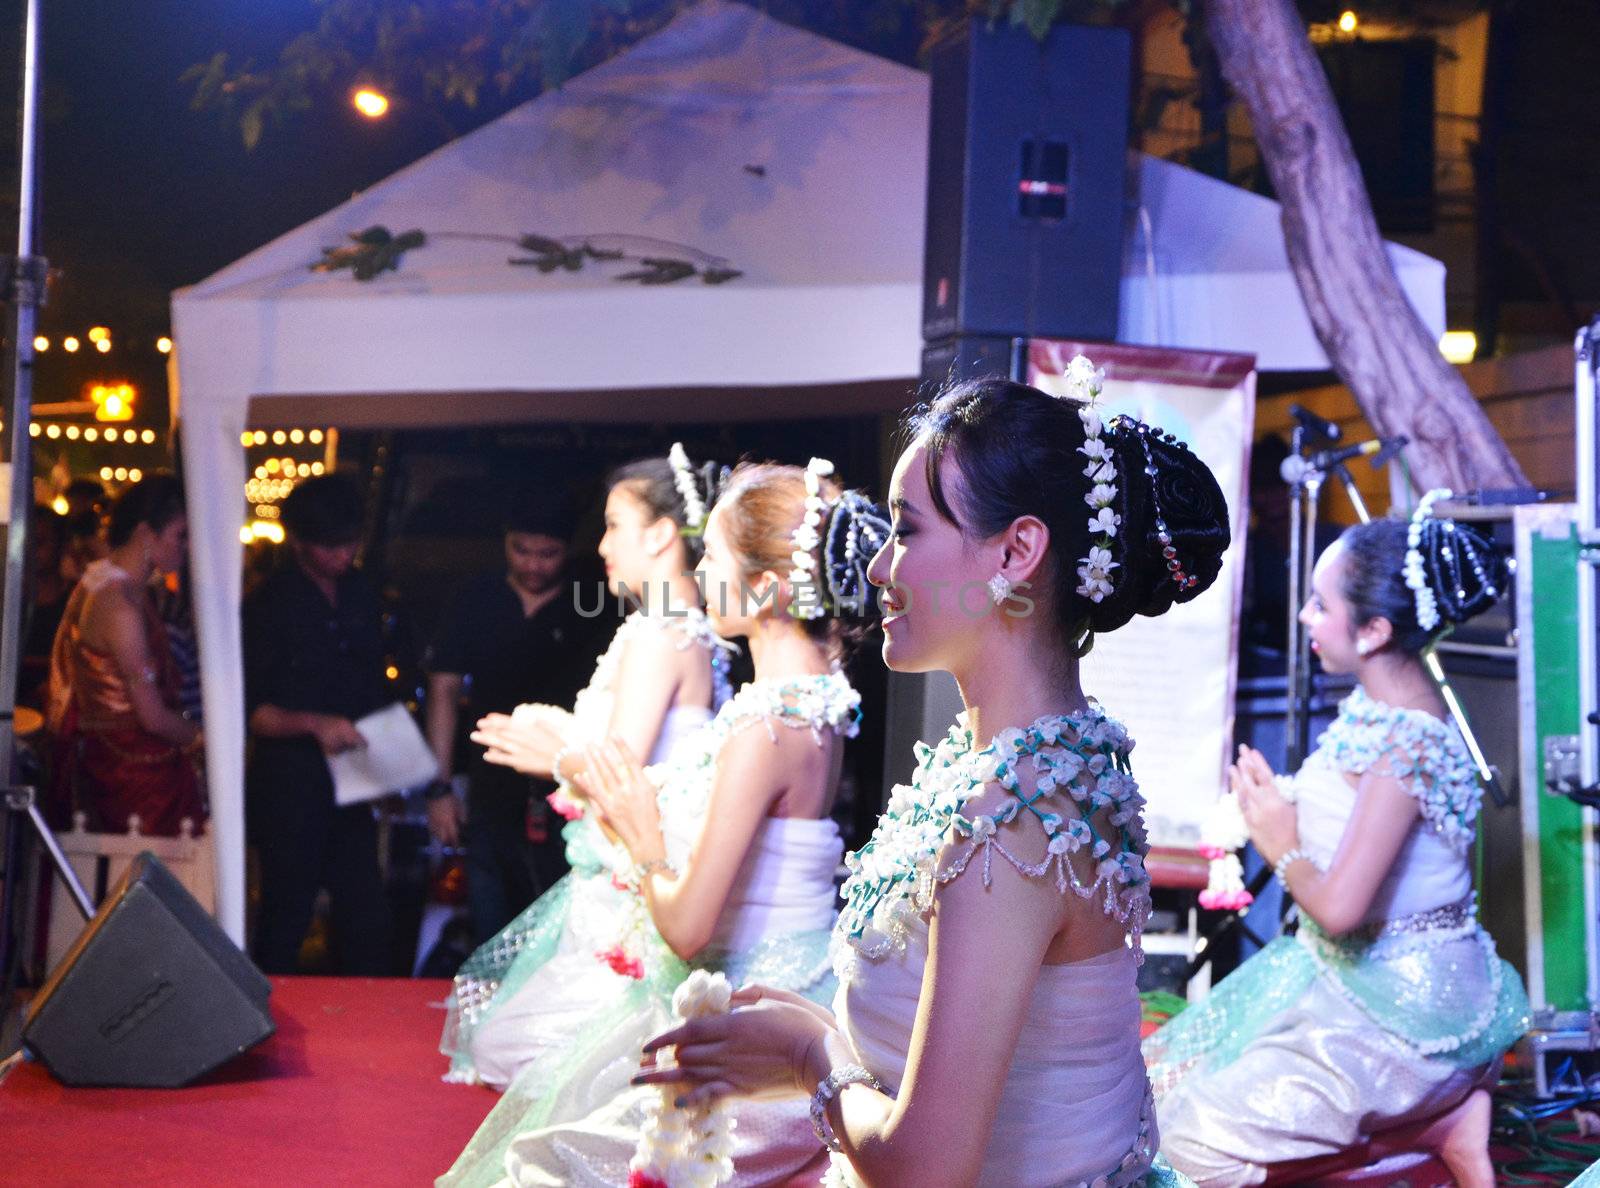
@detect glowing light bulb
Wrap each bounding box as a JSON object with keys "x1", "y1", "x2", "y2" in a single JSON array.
[
  {"x1": 32, "y1": 336, "x2": 48, "y2": 352},
  {"x1": 156, "y1": 337, "x2": 173, "y2": 354},
  {"x1": 352, "y1": 88, "x2": 390, "y2": 119},
  {"x1": 62, "y1": 337, "x2": 80, "y2": 353}
]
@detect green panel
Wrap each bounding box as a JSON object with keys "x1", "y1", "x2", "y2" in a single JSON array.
[{"x1": 1531, "y1": 525, "x2": 1589, "y2": 1010}]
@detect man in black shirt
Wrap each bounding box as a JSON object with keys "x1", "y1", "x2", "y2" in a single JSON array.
[
  {"x1": 244, "y1": 474, "x2": 392, "y2": 975},
  {"x1": 424, "y1": 498, "x2": 608, "y2": 942}
]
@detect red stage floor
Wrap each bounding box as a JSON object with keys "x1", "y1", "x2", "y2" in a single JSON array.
[{"x1": 1, "y1": 976, "x2": 498, "y2": 1187}]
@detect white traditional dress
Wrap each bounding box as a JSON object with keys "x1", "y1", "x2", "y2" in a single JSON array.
[
  {"x1": 1144, "y1": 688, "x2": 1530, "y2": 1186},
  {"x1": 441, "y1": 610, "x2": 731, "y2": 1088},
  {"x1": 828, "y1": 707, "x2": 1188, "y2": 1188},
  {"x1": 438, "y1": 671, "x2": 860, "y2": 1188}
]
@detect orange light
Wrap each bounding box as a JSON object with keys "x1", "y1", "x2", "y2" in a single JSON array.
[
  {"x1": 1338, "y1": 10, "x2": 1358, "y2": 33},
  {"x1": 32, "y1": 336, "x2": 48, "y2": 352},
  {"x1": 156, "y1": 337, "x2": 173, "y2": 354},
  {"x1": 87, "y1": 326, "x2": 109, "y2": 343},
  {"x1": 94, "y1": 339, "x2": 111, "y2": 354},
  {"x1": 141, "y1": 429, "x2": 156, "y2": 444},
  {"x1": 90, "y1": 382, "x2": 136, "y2": 422},
  {"x1": 352, "y1": 88, "x2": 390, "y2": 119},
  {"x1": 62, "y1": 337, "x2": 80, "y2": 353}
]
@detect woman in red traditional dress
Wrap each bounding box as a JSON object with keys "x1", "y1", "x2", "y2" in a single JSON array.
[{"x1": 46, "y1": 473, "x2": 204, "y2": 837}]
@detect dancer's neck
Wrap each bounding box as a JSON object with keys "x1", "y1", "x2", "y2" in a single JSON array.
[
  {"x1": 631, "y1": 571, "x2": 703, "y2": 619},
  {"x1": 745, "y1": 618, "x2": 831, "y2": 685},
  {"x1": 1356, "y1": 653, "x2": 1445, "y2": 719},
  {"x1": 952, "y1": 629, "x2": 1088, "y2": 745}
]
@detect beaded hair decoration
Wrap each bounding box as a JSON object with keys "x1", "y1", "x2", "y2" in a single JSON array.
[
  {"x1": 1061, "y1": 353, "x2": 1200, "y2": 604},
  {"x1": 1404, "y1": 487, "x2": 1500, "y2": 634},
  {"x1": 823, "y1": 490, "x2": 892, "y2": 617},
  {"x1": 667, "y1": 441, "x2": 709, "y2": 536}
]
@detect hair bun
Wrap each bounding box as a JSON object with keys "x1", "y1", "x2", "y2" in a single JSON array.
[
  {"x1": 1087, "y1": 424, "x2": 1230, "y2": 633},
  {"x1": 1424, "y1": 519, "x2": 1507, "y2": 627}
]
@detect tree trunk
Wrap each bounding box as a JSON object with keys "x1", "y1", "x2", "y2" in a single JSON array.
[{"x1": 1204, "y1": 0, "x2": 1528, "y2": 492}]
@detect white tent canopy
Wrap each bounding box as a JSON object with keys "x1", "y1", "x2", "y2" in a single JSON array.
[{"x1": 172, "y1": 0, "x2": 1445, "y2": 942}]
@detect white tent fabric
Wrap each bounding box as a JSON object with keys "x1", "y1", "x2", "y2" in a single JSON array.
[{"x1": 171, "y1": 0, "x2": 1446, "y2": 942}]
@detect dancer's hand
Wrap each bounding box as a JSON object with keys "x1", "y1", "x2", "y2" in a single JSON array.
[
  {"x1": 1232, "y1": 743, "x2": 1297, "y2": 862},
  {"x1": 634, "y1": 995, "x2": 836, "y2": 1107},
  {"x1": 471, "y1": 713, "x2": 564, "y2": 778},
  {"x1": 577, "y1": 739, "x2": 664, "y2": 864}
]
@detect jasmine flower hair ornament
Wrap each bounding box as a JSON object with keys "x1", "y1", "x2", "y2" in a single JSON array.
[
  {"x1": 668, "y1": 442, "x2": 709, "y2": 536},
  {"x1": 1062, "y1": 355, "x2": 1120, "y2": 605},
  {"x1": 789, "y1": 457, "x2": 835, "y2": 620},
  {"x1": 1405, "y1": 487, "x2": 1451, "y2": 632}
]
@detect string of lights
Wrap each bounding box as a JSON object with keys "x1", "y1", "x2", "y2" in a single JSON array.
[{"x1": 31, "y1": 329, "x2": 173, "y2": 355}]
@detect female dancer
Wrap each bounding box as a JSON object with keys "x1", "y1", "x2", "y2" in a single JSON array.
[
  {"x1": 47, "y1": 473, "x2": 204, "y2": 837},
  {"x1": 640, "y1": 368, "x2": 1228, "y2": 1187},
  {"x1": 440, "y1": 458, "x2": 884, "y2": 1187},
  {"x1": 1144, "y1": 493, "x2": 1528, "y2": 1187},
  {"x1": 442, "y1": 448, "x2": 729, "y2": 1088}
]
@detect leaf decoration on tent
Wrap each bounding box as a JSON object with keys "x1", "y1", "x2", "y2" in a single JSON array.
[
  {"x1": 311, "y1": 226, "x2": 428, "y2": 281},
  {"x1": 509, "y1": 233, "x2": 742, "y2": 286},
  {"x1": 311, "y1": 227, "x2": 740, "y2": 286}
]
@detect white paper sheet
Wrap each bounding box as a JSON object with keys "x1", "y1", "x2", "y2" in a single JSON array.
[{"x1": 327, "y1": 702, "x2": 440, "y2": 806}]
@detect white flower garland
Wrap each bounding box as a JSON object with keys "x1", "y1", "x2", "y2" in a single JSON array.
[
  {"x1": 669, "y1": 442, "x2": 708, "y2": 534},
  {"x1": 1405, "y1": 487, "x2": 1453, "y2": 632},
  {"x1": 1197, "y1": 792, "x2": 1253, "y2": 911},
  {"x1": 1067, "y1": 354, "x2": 1120, "y2": 604},
  {"x1": 629, "y1": 970, "x2": 738, "y2": 1188},
  {"x1": 788, "y1": 457, "x2": 834, "y2": 620}
]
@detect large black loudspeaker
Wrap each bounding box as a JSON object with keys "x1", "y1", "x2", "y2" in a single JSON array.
[
  {"x1": 24, "y1": 852, "x2": 275, "y2": 1087},
  {"x1": 924, "y1": 20, "x2": 1131, "y2": 344}
]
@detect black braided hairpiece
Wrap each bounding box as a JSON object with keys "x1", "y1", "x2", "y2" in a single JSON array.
[{"x1": 822, "y1": 490, "x2": 891, "y2": 618}]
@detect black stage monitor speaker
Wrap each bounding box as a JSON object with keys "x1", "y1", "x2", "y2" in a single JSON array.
[
  {"x1": 23, "y1": 852, "x2": 275, "y2": 1087},
  {"x1": 920, "y1": 335, "x2": 1023, "y2": 390},
  {"x1": 924, "y1": 20, "x2": 1131, "y2": 344}
]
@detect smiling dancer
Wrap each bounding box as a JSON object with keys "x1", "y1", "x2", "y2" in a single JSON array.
[
  {"x1": 1145, "y1": 492, "x2": 1529, "y2": 1186},
  {"x1": 640, "y1": 364, "x2": 1227, "y2": 1187}
]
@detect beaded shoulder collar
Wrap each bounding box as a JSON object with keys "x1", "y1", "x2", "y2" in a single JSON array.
[
  {"x1": 651, "y1": 671, "x2": 861, "y2": 816},
  {"x1": 580, "y1": 608, "x2": 736, "y2": 713},
  {"x1": 834, "y1": 706, "x2": 1152, "y2": 973},
  {"x1": 1308, "y1": 686, "x2": 1480, "y2": 849}
]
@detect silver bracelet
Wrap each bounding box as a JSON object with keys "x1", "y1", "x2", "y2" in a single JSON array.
[
  {"x1": 635, "y1": 857, "x2": 676, "y2": 884},
  {"x1": 1273, "y1": 848, "x2": 1318, "y2": 887},
  {"x1": 551, "y1": 745, "x2": 575, "y2": 784},
  {"x1": 809, "y1": 1063, "x2": 884, "y2": 1153}
]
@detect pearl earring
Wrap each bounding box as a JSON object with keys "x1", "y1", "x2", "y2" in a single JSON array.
[
  {"x1": 1356, "y1": 639, "x2": 1371, "y2": 657},
  {"x1": 987, "y1": 573, "x2": 1012, "y2": 605}
]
